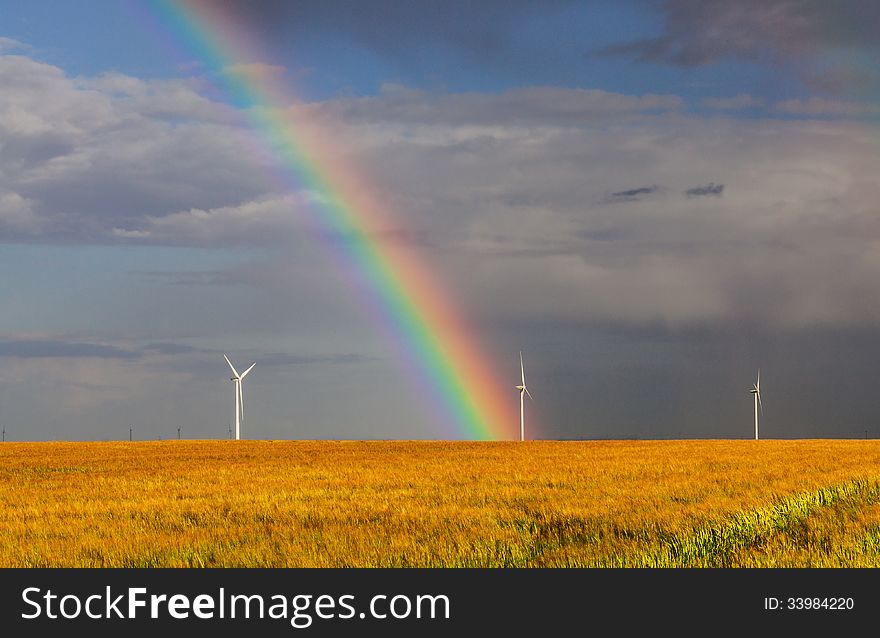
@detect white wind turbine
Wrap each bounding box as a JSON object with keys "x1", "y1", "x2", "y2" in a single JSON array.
[
  {"x1": 224, "y1": 354, "x2": 256, "y2": 441},
  {"x1": 515, "y1": 351, "x2": 533, "y2": 441},
  {"x1": 749, "y1": 368, "x2": 762, "y2": 440}
]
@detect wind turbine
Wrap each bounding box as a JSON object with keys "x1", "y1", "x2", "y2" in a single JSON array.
[
  {"x1": 224, "y1": 354, "x2": 256, "y2": 441},
  {"x1": 749, "y1": 368, "x2": 762, "y2": 440},
  {"x1": 515, "y1": 351, "x2": 533, "y2": 441}
]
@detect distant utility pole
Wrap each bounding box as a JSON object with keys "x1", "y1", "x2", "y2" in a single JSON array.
[
  {"x1": 2, "y1": 427, "x2": 5, "y2": 442},
  {"x1": 129, "y1": 426, "x2": 132, "y2": 442},
  {"x1": 177, "y1": 426, "x2": 181, "y2": 440},
  {"x1": 228, "y1": 425, "x2": 232, "y2": 439}
]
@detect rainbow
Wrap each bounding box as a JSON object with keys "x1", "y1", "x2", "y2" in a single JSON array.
[{"x1": 145, "y1": 0, "x2": 520, "y2": 439}]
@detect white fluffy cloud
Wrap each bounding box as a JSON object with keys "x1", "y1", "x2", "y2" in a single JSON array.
[{"x1": 0, "y1": 55, "x2": 270, "y2": 241}]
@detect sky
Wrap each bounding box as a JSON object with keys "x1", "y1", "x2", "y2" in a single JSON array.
[{"x1": 1, "y1": 0, "x2": 879, "y2": 441}]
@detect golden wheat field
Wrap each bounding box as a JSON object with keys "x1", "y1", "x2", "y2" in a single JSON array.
[{"x1": 3, "y1": 440, "x2": 880, "y2": 567}]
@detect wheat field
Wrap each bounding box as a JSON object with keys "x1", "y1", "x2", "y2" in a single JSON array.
[{"x1": 3, "y1": 440, "x2": 880, "y2": 567}]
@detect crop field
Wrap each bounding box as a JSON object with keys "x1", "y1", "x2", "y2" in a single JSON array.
[{"x1": 3, "y1": 440, "x2": 880, "y2": 567}]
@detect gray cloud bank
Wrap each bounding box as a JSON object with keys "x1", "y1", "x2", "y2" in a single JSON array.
[
  {"x1": 0, "y1": 335, "x2": 372, "y2": 367},
  {"x1": 2, "y1": 50, "x2": 880, "y2": 337},
  {"x1": 0, "y1": 339, "x2": 138, "y2": 359}
]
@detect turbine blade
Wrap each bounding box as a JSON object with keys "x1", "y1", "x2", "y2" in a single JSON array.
[
  {"x1": 525, "y1": 386, "x2": 533, "y2": 401},
  {"x1": 224, "y1": 354, "x2": 240, "y2": 378},
  {"x1": 520, "y1": 351, "x2": 525, "y2": 386},
  {"x1": 238, "y1": 382, "x2": 244, "y2": 425},
  {"x1": 757, "y1": 368, "x2": 760, "y2": 391},
  {"x1": 240, "y1": 362, "x2": 256, "y2": 379}
]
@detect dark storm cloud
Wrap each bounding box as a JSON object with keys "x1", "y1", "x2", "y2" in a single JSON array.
[
  {"x1": 601, "y1": 1, "x2": 880, "y2": 67},
  {"x1": 685, "y1": 182, "x2": 723, "y2": 197},
  {"x1": 605, "y1": 184, "x2": 659, "y2": 203},
  {"x1": 599, "y1": 1, "x2": 880, "y2": 95},
  {"x1": 525, "y1": 321, "x2": 880, "y2": 440},
  {"x1": 0, "y1": 339, "x2": 138, "y2": 359}
]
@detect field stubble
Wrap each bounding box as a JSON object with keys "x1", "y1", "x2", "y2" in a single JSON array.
[{"x1": 2, "y1": 440, "x2": 880, "y2": 567}]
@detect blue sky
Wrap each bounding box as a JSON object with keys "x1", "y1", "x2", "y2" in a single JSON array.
[
  {"x1": 0, "y1": 1, "x2": 816, "y2": 102},
  {"x1": 1, "y1": 1, "x2": 879, "y2": 441}
]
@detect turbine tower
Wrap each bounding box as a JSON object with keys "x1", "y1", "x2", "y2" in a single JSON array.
[
  {"x1": 224, "y1": 354, "x2": 256, "y2": 441},
  {"x1": 749, "y1": 368, "x2": 762, "y2": 440},
  {"x1": 515, "y1": 351, "x2": 533, "y2": 441}
]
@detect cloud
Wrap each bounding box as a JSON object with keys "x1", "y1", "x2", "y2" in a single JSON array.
[
  {"x1": 0, "y1": 56, "x2": 680, "y2": 247},
  {"x1": 142, "y1": 343, "x2": 203, "y2": 355},
  {"x1": 0, "y1": 336, "x2": 373, "y2": 371},
  {"x1": 77, "y1": 72, "x2": 238, "y2": 122},
  {"x1": 599, "y1": 1, "x2": 879, "y2": 94},
  {"x1": 701, "y1": 94, "x2": 764, "y2": 110},
  {"x1": 137, "y1": 270, "x2": 243, "y2": 286},
  {"x1": 4, "y1": 51, "x2": 880, "y2": 334},
  {"x1": 0, "y1": 37, "x2": 27, "y2": 52},
  {"x1": 605, "y1": 185, "x2": 660, "y2": 203},
  {"x1": 257, "y1": 352, "x2": 376, "y2": 367},
  {"x1": 0, "y1": 54, "x2": 271, "y2": 242},
  {"x1": 774, "y1": 97, "x2": 880, "y2": 117},
  {"x1": 601, "y1": 1, "x2": 880, "y2": 65},
  {"x1": 311, "y1": 84, "x2": 684, "y2": 127},
  {"x1": 804, "y1": 65, "x2": 880, "y2": 96},
  {"x1": 138, "y1": 342, "x2": 372, "y2": 367},
  {"x1": 112, "y1": 196, "x2": 307, "y2": 246},
  {"x1": 0, "y1": 191, "x2": 42, "y2": 232},
  {"x1": 685, "y1": 183, "x2": 724, "y2": 197},
  {"x1": 0, "y1": 338, "x2": 139, "y2": 359}
]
